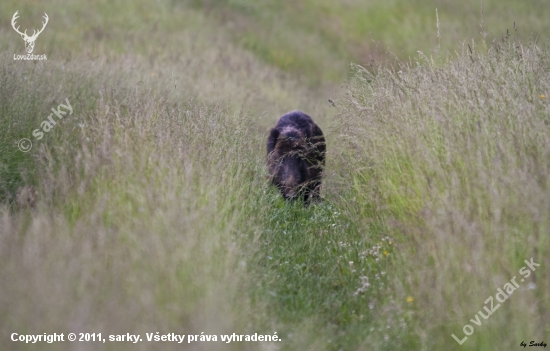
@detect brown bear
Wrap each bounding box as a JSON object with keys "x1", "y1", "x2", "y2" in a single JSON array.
[{"x1": 267, "y1": 110, "x2": 326, "y2": 202}]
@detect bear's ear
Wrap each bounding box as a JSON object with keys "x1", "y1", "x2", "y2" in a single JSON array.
[{"x1": 267, "y1": 128, "x2": 280, "y2": 154}]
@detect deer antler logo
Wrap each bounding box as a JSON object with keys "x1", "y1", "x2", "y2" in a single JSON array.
[{"x1": 11, "y1": 11, "x2": 49, "y2": 54}]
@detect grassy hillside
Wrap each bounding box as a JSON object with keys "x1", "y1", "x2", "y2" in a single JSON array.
[
  {"x1": 187, "y1": 0, "x2": 550, "y2": 84},
  {"x1": 1, "y1": 0, "x2": 549, "y2": 350}
]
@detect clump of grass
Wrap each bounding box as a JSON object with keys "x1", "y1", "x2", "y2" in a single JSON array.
[
  {"x1": 0, "y1": 60, "x2": 108, "y2": 205},
  {"x1": 335, "y1": 36, "x2": 550, "y2": 349}
]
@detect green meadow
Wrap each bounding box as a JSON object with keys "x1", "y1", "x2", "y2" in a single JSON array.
[{"x1": 0, "y1": 1, "x2": 548, "y2": 350}]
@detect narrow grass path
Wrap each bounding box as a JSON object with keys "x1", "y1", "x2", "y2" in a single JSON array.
[{"x1": 241, "y1": 190, "x2": 417, "y2": 350}]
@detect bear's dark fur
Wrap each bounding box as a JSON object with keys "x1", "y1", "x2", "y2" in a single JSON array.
[{"x1": 267, "y1": 110, "x2": 325, "y2": 202}]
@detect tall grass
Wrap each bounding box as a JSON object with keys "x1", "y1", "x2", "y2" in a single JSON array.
[
  {"x1": 335, "y1": 36, "x2": 550, "y2": 349},
  {"x1": 0, "y1": 0, "x2": 333, "y2": 126},
  {"x1": 1, "y1": 0, "x2": 549, "y2": 350},
  {"x1": 185, "y1": 0, "x2": 550, "y2": 85},
  {"x1": 0, "y1": 57, "x2": 403, "y2": 351},
  {"x1": 0, "y1": 60, "x2": 270, "y2": 351}
]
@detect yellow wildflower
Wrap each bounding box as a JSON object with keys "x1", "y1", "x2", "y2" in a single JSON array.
[
  {"x1": 406, "y1": 296, "x2": 414, "y2": 303},
  {"x1": 383, "y1": 251, "x2": 388, "y2": 256},
  {"x1": 540, "y1": 94, "x2": 545, "y2": 99}
]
